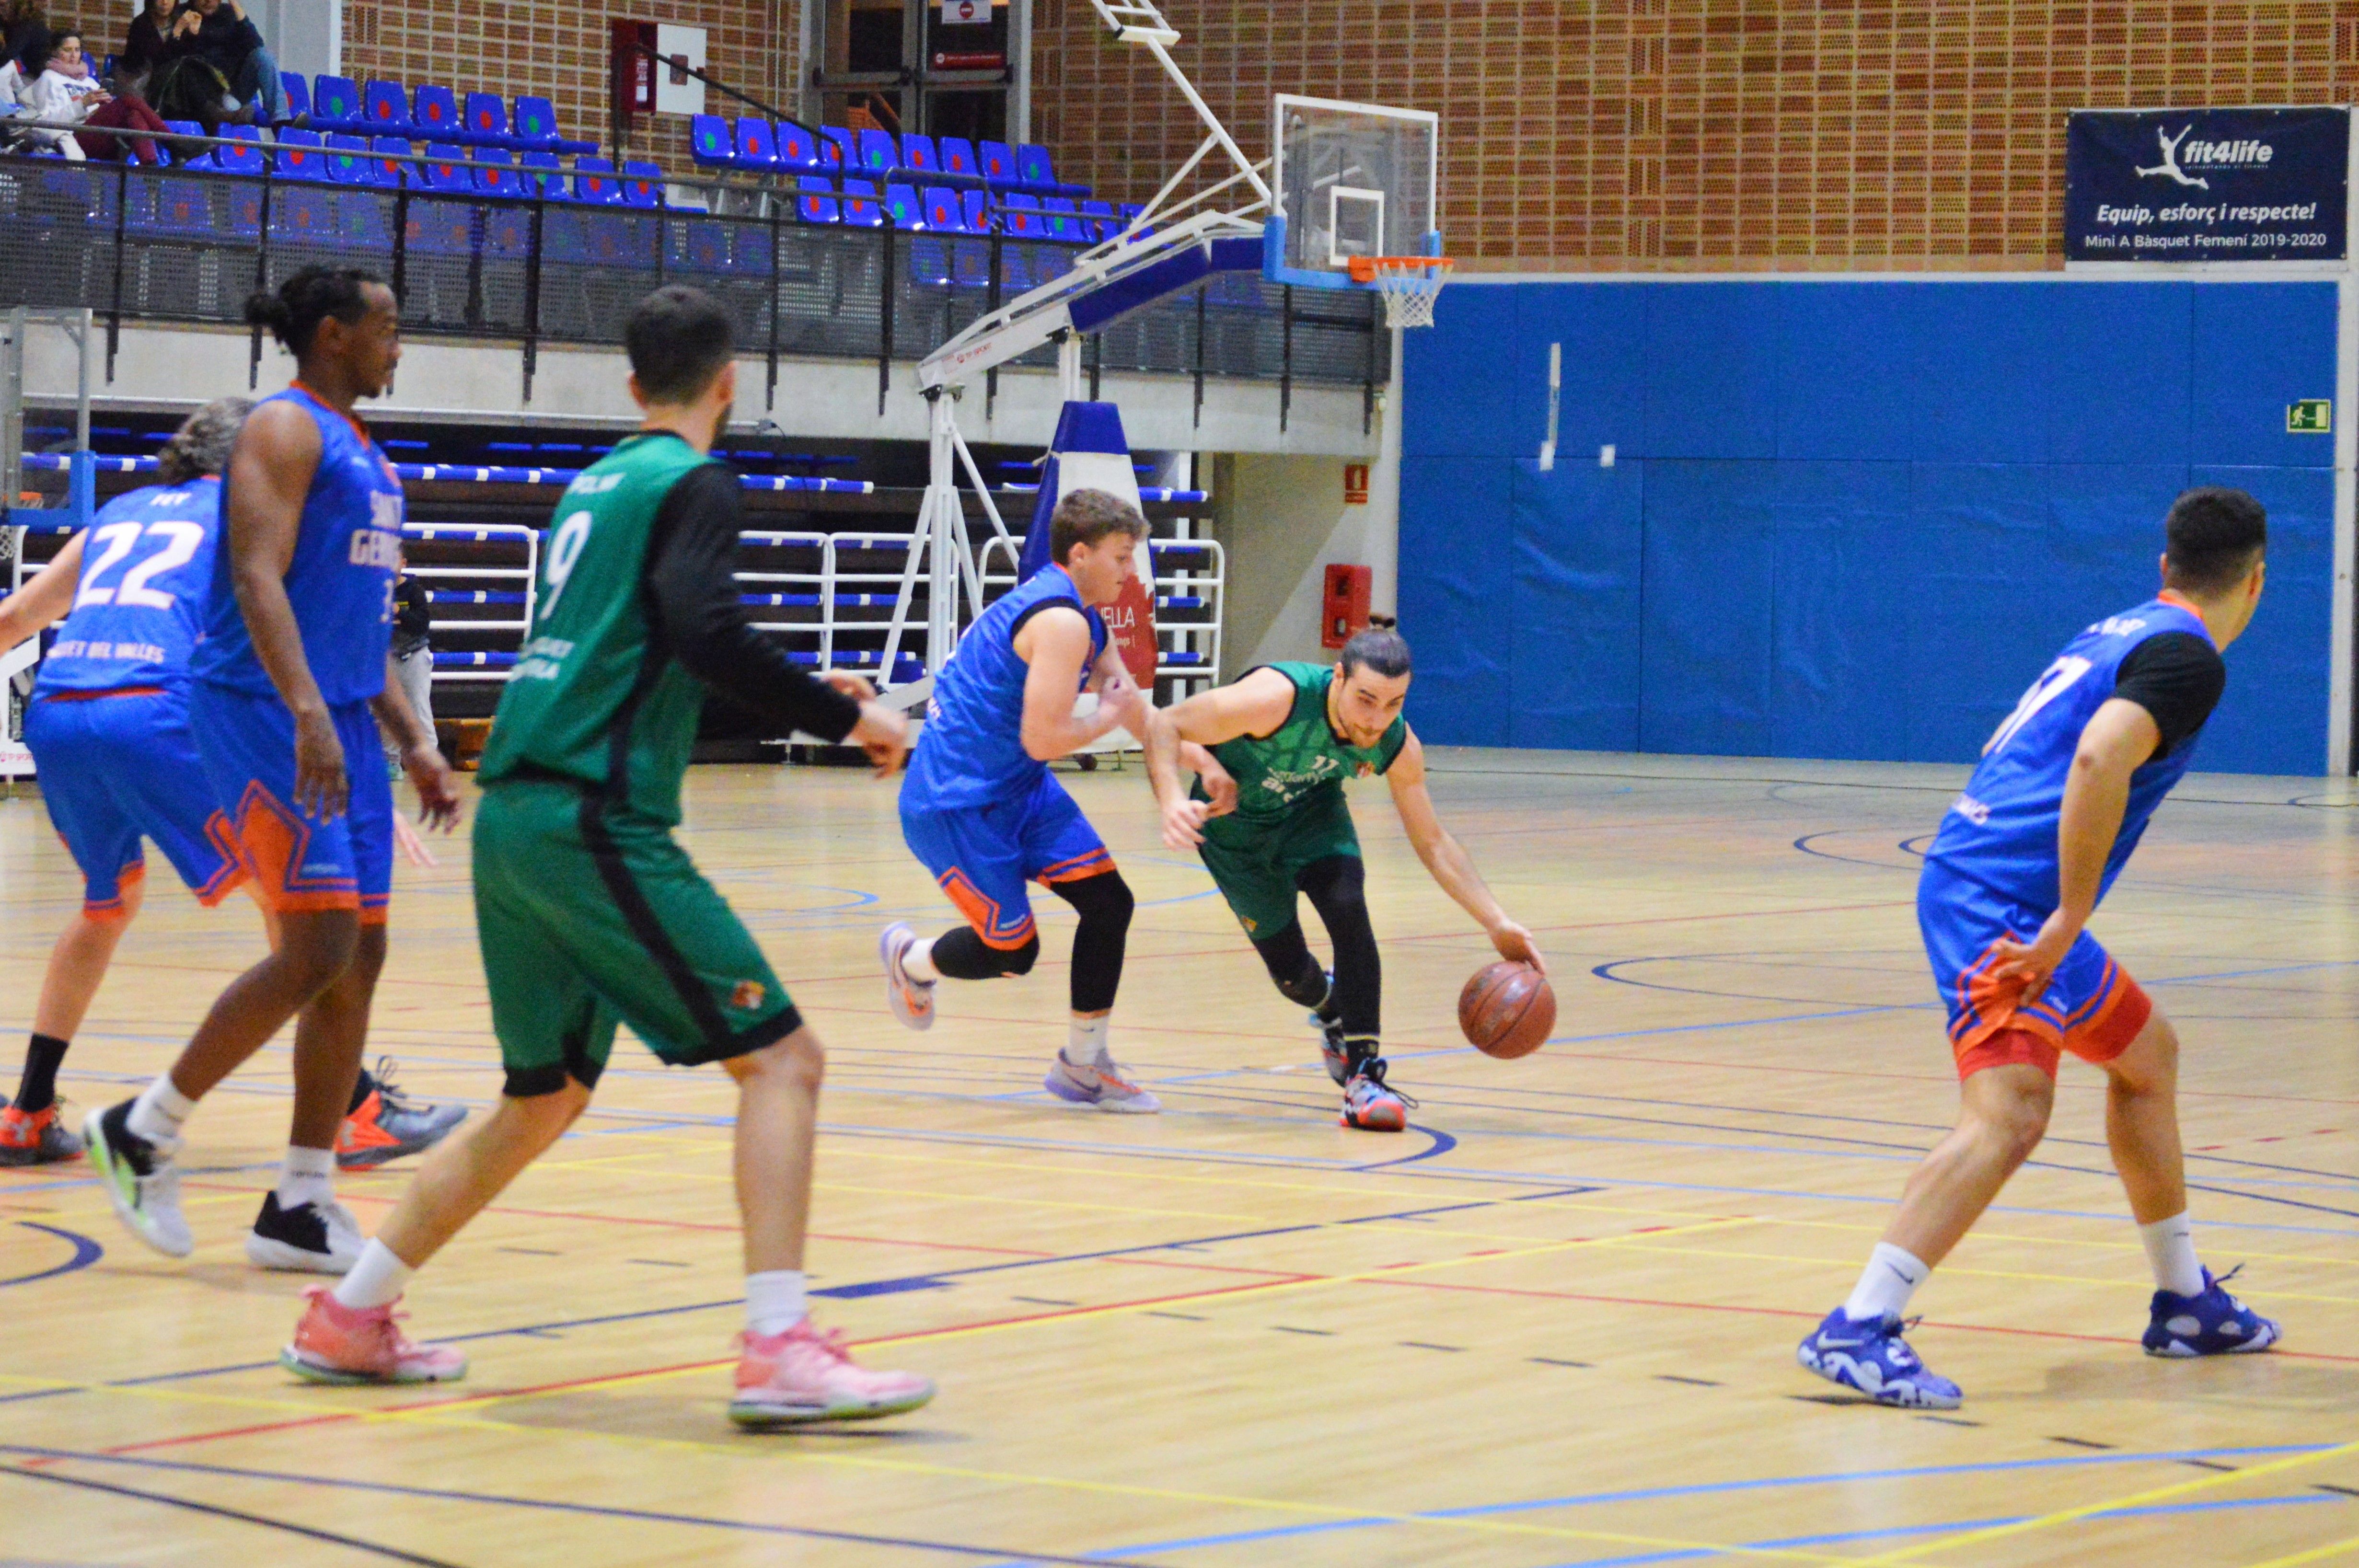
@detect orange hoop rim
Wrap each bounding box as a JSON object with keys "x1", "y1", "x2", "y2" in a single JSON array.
[{"x1": 1347, "y1": 255, "x2": 1456, "y2": 283}]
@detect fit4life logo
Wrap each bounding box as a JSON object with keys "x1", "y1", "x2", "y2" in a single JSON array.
[{"x1": 2135, "y1": 124, "x2": 2275, "y2": 190}]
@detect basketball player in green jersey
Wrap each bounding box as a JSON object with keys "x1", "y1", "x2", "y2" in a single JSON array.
[
  {"x1": 280, "y1": 286, "x2": 936, "y2": 1428},
  {"x1": 1144, "y1": 623, "x2": 1544, "y2": 1130}
]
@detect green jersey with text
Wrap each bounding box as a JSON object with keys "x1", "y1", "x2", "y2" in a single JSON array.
[{"x1": 1200, "y1": 662, "x2": 1407, "y2": 824}]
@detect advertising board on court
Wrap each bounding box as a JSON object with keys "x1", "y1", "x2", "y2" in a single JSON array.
[{"x1": 2065, "y1": 107, "x2": 2349, "y2": 262}]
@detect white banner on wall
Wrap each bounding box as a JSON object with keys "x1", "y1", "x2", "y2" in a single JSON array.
[{"x1": 654, "y1": 23, "x2": 707, "y2": 117}]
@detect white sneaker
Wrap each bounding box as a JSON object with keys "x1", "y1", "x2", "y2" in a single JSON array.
[
  {"x1": 82, "y1": 1102, "x2": 194, "y2": 1257},
  {"x1": 245, "y1": 1192, "x2": 365, "y2": 1273},
  {"x1": 879, "y1": 922, "x2": 936, "y2": 1031},
  {"x1": 1043, "y1": 1049, "x2": 1160, "y2": 1114}
]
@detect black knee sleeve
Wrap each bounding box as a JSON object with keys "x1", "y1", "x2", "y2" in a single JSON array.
[
  {"x1": 1252, "y1": 922, "x2": 1332, "y2": 1011},
  {"x1": 932, "y1": 924, "x2": 1041, "y2": 979},
  {"x1": 1299, "y1": 856, "x2": 1379, "y2": 1039},
  {"x1": 1050, "y1": 869, "x2": 1132, "y2": 1015}
]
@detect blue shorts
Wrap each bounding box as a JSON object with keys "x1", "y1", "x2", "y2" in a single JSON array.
[
  {"x1": 191, "y1": 684, "x2": 393, "y2": 923},
  {"x1": 900, "y1": 770, "x2": 1113, "y2": 950},
  {"x1": 1918, "y1": 860, "x2": 2151, "y2": 1080},
  {"x1": 24, "y1": 688, "x2": 244, "y2": 917}
]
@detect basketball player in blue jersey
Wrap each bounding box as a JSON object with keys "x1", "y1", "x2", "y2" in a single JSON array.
[
  {"x1": 1799, "y1": 488, "x2": 2280, "y2": 1409},
  {"x1": 879, "y1": 489, "x2": 1159, "y2": 1110},
  {"x1": 0, "y1": 404, "x2": 463, "y2": 1175},
  {"x1": 86, "y1": 267, "x2": 463, "y2": 1272}
]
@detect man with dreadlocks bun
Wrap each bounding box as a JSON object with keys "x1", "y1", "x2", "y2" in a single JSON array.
[
  {"x1": 85, "y1": 266, "x2": 463, "y2": 1272},
  {"x1": 1145, "y1": 620, "x2": 1545, "y2": 1131}
]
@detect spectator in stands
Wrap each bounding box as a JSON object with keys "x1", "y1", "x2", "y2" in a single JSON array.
[
  {"x1": 384, "y1": 547, "x2": 434, "y2": 771},
  {"x1": 17, "y1": 29, "x2": 106, "y2": 159},
  {"x1": 2, "y1": 0, "x2": 50, "y2": 81},
  {"x1": 121, "y1": 0, "x2": 180, "y2": 81},
  {"x1": 147, "y1": 0, "x2": 283, "y2": 128}
]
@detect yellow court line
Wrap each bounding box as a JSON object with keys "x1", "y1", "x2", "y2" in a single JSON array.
[
  {"x1": 2237, "y1": 1532, "x2": 2359, "y2": 1568},
  {"x1": 1845, "y1": 1435, "x2": 2359, "y2": 1566}
]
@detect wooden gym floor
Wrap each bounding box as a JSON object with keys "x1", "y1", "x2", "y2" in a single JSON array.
[{"x1": 1, "y1": 749, "x2": 2355, "y2": 1568}]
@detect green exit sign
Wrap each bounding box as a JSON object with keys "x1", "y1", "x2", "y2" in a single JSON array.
[{"x1": 2288, "y1": 399, "x2": 2333, "y2": 433}]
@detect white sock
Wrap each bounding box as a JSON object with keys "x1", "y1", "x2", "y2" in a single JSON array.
[
  {"x1": 1064, "y1": 1015, "x2": 1109, "y2": 1067},
  {"x1": 746, "y1": 1269, "x2": 809, "y2": 1337},
  {"x1": 276, "y1": 1144, "x2": 335, "y2": 1211},
  {"x1": 2140, "y1": 1212, "x2": 2205, "y2": 1297},
  {"x1": 127, "y1": 1074, "x2": 196, "y2": 1151},
  {"x1": 901, "y1": 937, "x2": 940, "y2": 983},
  {"x1": 333, "y1": 1238, "x2": 414, "y2": 1311},
  {"x1": 1842, "y1": 1242, "x2": 1931, "y2": 1323}
]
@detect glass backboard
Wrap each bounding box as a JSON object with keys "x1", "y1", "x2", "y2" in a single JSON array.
[{"x1": 1268, "y1": 95, "x2": 1441, "y2": 289}]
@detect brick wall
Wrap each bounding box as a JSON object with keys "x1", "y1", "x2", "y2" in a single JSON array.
[
  {"x1": 337, "y1": 1, "x2": 799, "y2": 171},
  {"x1": 1032, "y1": 0, "x2": 2359, "y2": 273}
]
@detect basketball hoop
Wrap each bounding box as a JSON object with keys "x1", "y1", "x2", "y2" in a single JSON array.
[{"x1": 1349, "y1": 255, "x2": 1454, "y2": 329}]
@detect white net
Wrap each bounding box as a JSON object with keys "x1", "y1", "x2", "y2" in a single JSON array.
[{"x1": 1359, "y1": 258, "x2": 1453, "y2": 329}]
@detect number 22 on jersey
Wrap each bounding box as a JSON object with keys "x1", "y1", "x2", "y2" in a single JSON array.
[{"x1": 73, "y1": 519, "x2": 208, "y2": 611}]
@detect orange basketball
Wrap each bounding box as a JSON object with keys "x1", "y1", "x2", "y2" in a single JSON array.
[{"x1": 1458, "y1": 961, "x2": 1555, "y2": 1060}]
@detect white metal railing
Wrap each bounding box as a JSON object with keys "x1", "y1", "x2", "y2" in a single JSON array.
[{"x1": 975, "y1": 533, "x2": 1223, "y2": 686}]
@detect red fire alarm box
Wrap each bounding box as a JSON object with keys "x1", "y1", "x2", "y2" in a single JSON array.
[{"x1": 1322, "y1": 563, "x2": 1372, "y2": 649}]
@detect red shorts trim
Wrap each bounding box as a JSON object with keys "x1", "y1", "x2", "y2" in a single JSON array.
[
  {"x1": 1954, "y1": 966, "x2": 2152, "y2": 1080},
  {"x1": 938, "y1": 867, "x2": 1037, "y2": 950},
  {"x1": 231, "y1": 781, "x2": 361, "y2": 915},
  {"x1": 1037, "y1": 848, "x2": 1116, "y2": 885},
  {"x1": 81, "y1": 859, "x2": 147, "y2": 921}
]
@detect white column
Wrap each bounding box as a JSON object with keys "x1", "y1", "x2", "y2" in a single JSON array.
[{"x1": 2332, "y1": 105, "x2": 2358, "y2": 776}]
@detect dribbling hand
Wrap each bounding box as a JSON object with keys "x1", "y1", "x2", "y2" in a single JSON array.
[
  {"x1": 293, "y1": 706, "x2": 348, "y2": 820},
  {"x1": 1489, "y1": 920, "x2": 1546, "y2": 975}
]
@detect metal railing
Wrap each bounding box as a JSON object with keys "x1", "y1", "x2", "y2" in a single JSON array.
[{"x1": 0, "y1": 149, "x2": 1387, "y2": 412}]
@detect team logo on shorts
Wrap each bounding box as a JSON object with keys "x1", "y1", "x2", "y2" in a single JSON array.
[
  {"x1": 730, "y1": 980, "x2": 767, "y2": 1010},
  {"x1": 1237, "y1": 914, "x2": 1258, "y2": 934}
]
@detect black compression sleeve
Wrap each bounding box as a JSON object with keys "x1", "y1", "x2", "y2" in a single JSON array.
[
  {"x1": 2113, "y1": 631, "x2": 2226, "y2": 755},
  {"x1": 646, "y1": 461, "x2": 864, "y2": 743}
]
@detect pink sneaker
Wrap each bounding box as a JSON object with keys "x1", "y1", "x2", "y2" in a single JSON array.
[
  {"x1": 729, "y1": 1319, "x2": 936, "y2": 1427},
  {"x1": 280, "y1": 1285, "x2": 469, "y2": 1385}
]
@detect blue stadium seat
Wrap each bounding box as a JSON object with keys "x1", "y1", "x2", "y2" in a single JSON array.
[
  {"x1": 519, "y1": 150, "x2": 572, "y2": 200},
  {"x1": 855, "y1": 128, "x2": 898, "y2": 177},
  {"x1": 405, "y1": 196, "x2": 474, "y2": 256},
  {"x1": 512, "y1": 96, "x2": 594, "y2": 154},
  {"x1": 310, "y1": 75, "x2": 366, "y2": 132},
  {"x1": 620, "y1": 160, "x2": 664, "y2": 208},
  {"x1": 417, "y1": 144, "x2": 473, "y2": 193},
  {"x1": 689, "y1": 115, "x2": 733, "y2": 171},
  {"x1": 731, "y1": 223, "x2": 774, "y2": 277},
  {"x1": 274, "y1": 129, "x2": 332, "y2": 182},
  {"x1": 274, "y1": 184, "x2": 341, "y2": 242},
  {"x1": 731, "y1": 118, "x2": 779, "y2": 174},
  {"x1": 324, "y1": 133, "x2": 374, "y2": 184},
  {"x1": 1082, "y1": 198, "x2": 1119, "y2": 241},
  {"x1": 463, "y1": 93, "x2": 518, "y2": 149},
  {"x1": 676, "y1": 220, "x2": 730, "y2": 276},
  {"x1": 899, "y1": 133, "x2": 938, "y2": 178},
  {"x1": 369, "y1": 137, "x2": 414, "y2": 188},
  {"x1": 977, "y1": 139, "x2": 1018, "y2": 188},
  {"x1": 572, "y1": 157, "x2": 624, "y2": 205},
  {"x1": 922, "y1": 186, "x2": 962, "y2": 232},
  {"x1": 961, "y1": 188, "x2": 990, "y2": 233},
  {"x1": 280, "y1": 70, "x2": 310, "y2": 124},
  {"x1": 1041, "y1": 196, "x2": 1087, "y2": 242},
  {"x1": 482, "y1": 196, "x2": 533, "y2": 259},
  {"x1": 883, "y1": 182, "x2": 924, "y2": 230},
  {"x1": 839, "y1": 177, "x2": 882, "y2": 228},
  {"x1": 472, "y1": 148, "x2": 523, "y2": 196},
  {"x1": 361, "y1": 80, "x2": 413, "y2": 137},
  {"x1": 338, "y1": 192, "x2": 396, "y2": 254},
  {"x1": 774, "y1": 121, "x2": 819, "y2": 170},
  {"x1": 818, "y1": 127, "x2": 855, "y2": 169},
  {"x1": 938, "y1": 137, "x2": 979, "y2": 181},
  {"x1": 410, "y1": 84, "x2": 463, "y2": 142},
  {"x1": 1018, "y1": 143, "x2": 1084, "y2": 196},
  {"x1": 1000, "y1": 192, "x2": 1046, "y2": 238},
  {"x1": 796, "y1": 174, "x2": 839, "y2": 224}
]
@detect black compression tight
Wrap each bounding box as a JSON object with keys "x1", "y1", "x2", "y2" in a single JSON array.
[
  {"x1": 930, "y1": 868, "x2": 1133, "y2": 1015},
  {"x1": 1248, "y1": 854, "x2": 1379, "y2": 1039}
]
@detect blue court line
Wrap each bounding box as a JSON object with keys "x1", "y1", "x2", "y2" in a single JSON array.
[
  {"x1": 968, "y1": 1447, "x2": 2343, "y2": 1565},
  {"x1": 0, "y1": 1221, "x2": 103, "y2": 1288},
  {"x1": 0, "y1": 1446, "x2": 1166, "y2": 1567},
  {"x1": 1352, "y1": 1125, "x2": 1458, "y2": 1170}
]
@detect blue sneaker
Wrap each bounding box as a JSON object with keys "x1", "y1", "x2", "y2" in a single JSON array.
[
  {"x1": 2144, "y1": 1266, "x2": 2279, "y2": 1358},
  {"x1": 1796, "y1": 1308, "x2": 1962, "y2": 1409}
]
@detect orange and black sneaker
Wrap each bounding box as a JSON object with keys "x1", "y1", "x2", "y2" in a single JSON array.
[
  {"x1": 0, "y1": 1102, "x2": 86, "y2": 1167},
  {"x1": 335, "y1": 1059, "x2": 468, "y2": 1170}
]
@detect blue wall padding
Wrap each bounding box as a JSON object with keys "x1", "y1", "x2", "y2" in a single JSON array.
[
  {"x1": 1398, "y1": 456, "x2": 1511, "y2": 744},
  {"x1": 1511, "y1": 458, "x2": 1644, "y2": 750},
  {"x1": 1399, "y1": 278, "x2": 2338, "y2": 775}
]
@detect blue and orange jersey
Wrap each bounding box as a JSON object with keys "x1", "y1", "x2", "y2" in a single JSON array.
[
  {"x1": 903, "y1": 564, "x2": 1107, "y2": 811},
  {"x1": 1924, "y1": 592, "x2": 2215, "y2": 912},
  {"x1": 32, "y1": 477, "x2": 222, "y2": 697},
  {"x1": 191, "y1": 385, "x2": 405, "y2": 705}
]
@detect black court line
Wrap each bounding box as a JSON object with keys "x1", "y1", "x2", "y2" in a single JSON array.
[
  {"x1": 2048, "y1": 1436, "x2": 2115, "y2": 1450},
  {"x1": 2179, "y1": 1459, "x2": 2240, "y2": 1472},
  {"x1": 1528, "y1": 1357, "x2": 1592, "y2": 1368},
  {"x1": 0, "y1": 1447, "x2": 1165, "y2": 1567},
  {"x1": 1142, "y1": 1311, "x2": 1206, "y2": 1321},
  {"x1": 1270, "y1": 1326, "x2": 1333, "y2": 1336},
  {"x1": 1920, "y1": 1415, "x2": 1981, "y2": 1428},
  {"x1": 1, "y1": 1461, "x2": 470, "y2": 1567},
  {"x1": 1399, "y1": 1341, "x2": 1465, "y2": 1353},
  {"x1": 1654, "y1": 1374, "x2": 1720, "y2": 1387},
  {"x1": 2313, "y1": 1484, "x2": 2359, "y2": 1498}
]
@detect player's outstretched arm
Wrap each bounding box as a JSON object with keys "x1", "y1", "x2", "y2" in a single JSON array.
[
  {"x1": 0, "y1": 527, "x2": 87, "y2": 652},
  {"x1": 1143, "y1": 669, "x2": 1292, "y2": 848},
  {"x1": 1988, "y1": 697, "x2": 2156, "y2": 995},
  {"x1": 1386, "y1": 729, "x2": 1545, "y2": 972},
  {"x1": 225, "y1": 401, "x2": 344, "y2": 818},
  {"x1": 1014, "y1": 606, "x2": 1136, "y2": 762}
]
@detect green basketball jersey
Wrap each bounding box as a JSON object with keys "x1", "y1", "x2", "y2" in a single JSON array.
[
  {"x1": 478, "y1": 432, "x2": 713, "y2": 825},
  {"x1": 1201, "y1": 662, "x2": 1407, "y2": 825}
]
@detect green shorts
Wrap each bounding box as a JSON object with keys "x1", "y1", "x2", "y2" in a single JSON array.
[
  {"x1": 1196, "y1": 788, "x2": 1362, "y2": 938},
  {"x1": 473, "y1": 779, "x2": 799, "y2": 1097}
]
